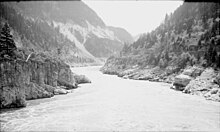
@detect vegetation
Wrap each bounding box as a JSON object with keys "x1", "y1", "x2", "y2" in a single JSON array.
[
  {"x1": 110, "y1": 2, "x2": 220, "y2": 72},
  {"x1": 0, "y1": 23, "x2": 17, "y2": 58}
]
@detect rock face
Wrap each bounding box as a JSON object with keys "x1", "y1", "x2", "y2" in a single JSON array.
[
  {"x1": 0, "y1": 59, "x2": 27, "y2": 108},
  {"x1": 0, "y1": 55, "x2": 77, "y2": 108},
  {"x1": 25, "y1": 82, "x2": 54, "y2": 100},
  {"x1": 183, "y1": 68, "x2": 220, "y2": 102},
  {"x1": 0, "y1": 86, "x2": 26, "y2": 108}
]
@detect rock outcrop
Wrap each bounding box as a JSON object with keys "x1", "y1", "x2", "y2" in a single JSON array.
[
  {"x1": 183, "y1": 68, "x2": 220, "y2": 102},
  {"x1": 172, "y1": 66, "x2": 204, "y2": 91},
  {"x1": 73, "y1": 74, "x2": 91, "y2": 84},
  {"x1": 0, "y1": 59, "x2": 27, "y2": 108},
  {"x1": 172, "y1": 74, "x2": 192, "y2": 91},
  {"x1": 25, "y1": 82, "x2": 54, "y2": 100},
  {"x1": 0, "y1": 52, "x2": 78, "y2": 108},
  {"x1": 0, "y1": 21, "x2": 91, "y2": 109}
]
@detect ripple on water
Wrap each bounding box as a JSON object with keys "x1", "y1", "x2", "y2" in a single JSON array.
[{"x1": 0, "y1": 66, "x2": 220, "y2": 131}]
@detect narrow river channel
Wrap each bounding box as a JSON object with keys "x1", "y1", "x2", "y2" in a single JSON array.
[{"x1": 0, "y1": 66, "x2": 219, "y2": 131}]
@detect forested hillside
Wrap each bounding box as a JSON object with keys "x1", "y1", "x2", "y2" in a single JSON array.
[
  {"x1": 108, "y1": 2, "x2": 219, "y2": 69},
  {"x1": 0, "y1": 1, "x2": 133, "y2": 66},
  {"x1": 102, "y1": 2, "x2": 220, "y2": 101}
]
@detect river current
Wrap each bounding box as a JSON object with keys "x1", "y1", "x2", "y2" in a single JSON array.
[{"x1": 0, "y1": 66, "x2": 219, "y2": 131}]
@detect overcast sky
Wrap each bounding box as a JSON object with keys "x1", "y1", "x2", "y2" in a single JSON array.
[{"x1": 83, "y1": 0, "x2": 183, "y2": 36}]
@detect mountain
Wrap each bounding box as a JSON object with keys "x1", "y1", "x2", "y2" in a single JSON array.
[
  {"x1": 0, "y1": 1, "x2": 133, "y2": 66},
  {"x1": 107, "y1": 26, "x2": 134, "y2": 44},
  {"x1": 103, "y1": 2, "x2": 220, "y2": 70}
]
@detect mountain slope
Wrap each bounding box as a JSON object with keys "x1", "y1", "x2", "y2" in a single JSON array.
[
  {"x1": 107, "y1": 26, "x2": 134, "y2": 44},
  {"x1": 101, "y1": 2, "x2": 220, "y2": 101},
  {"x1": 0, "y1": 1, "x2": 133, "y2": 66},
  {"x1": 103, "y1": 2, "x2": 220, "y2": 70}
]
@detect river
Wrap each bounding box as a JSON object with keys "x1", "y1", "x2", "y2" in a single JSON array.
[{"x1": 0, "y1": 66, "x2": 220, "y2": 131}]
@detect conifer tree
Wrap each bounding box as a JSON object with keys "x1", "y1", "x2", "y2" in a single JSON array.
[{"x1": 0, "y1": 23, "x2": 16, "y2": 58}]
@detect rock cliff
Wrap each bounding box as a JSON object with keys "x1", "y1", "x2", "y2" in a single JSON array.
[{"x1": 0, "y1": 50, "x2": 77, "y2": 108}]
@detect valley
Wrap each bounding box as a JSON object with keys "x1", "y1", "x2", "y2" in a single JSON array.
[{"x1": 0, "y1": 1, "x2": 219, "y2": 131}]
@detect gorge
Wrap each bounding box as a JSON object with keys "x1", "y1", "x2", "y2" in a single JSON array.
[
  {"x1": 0, "y1": 0, "x2": 133, "y2": 109},
  {"x1": 0, "y1": 1, "x2": 220, "y2": 131}
]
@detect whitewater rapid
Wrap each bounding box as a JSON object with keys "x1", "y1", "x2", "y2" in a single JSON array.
[{"x1": 0, "y1": 66, "x2": 219, "y2": 131}]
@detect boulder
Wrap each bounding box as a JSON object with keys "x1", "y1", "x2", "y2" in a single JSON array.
[
  {"x1": 207, "y1": 92, "x2": 220, "y2": 102},
  {"x1": 210, "y1": 88, "x2": 219, "y2": 94},
  {"x1": 74, "y1": 74, "x2": 91, "y2": 84},
  {"x1": 214, "y1": 73, "x2": 220, "y2": 86},
  {"x1": 149, "y1": 77, "x2": 160, "y2": 82},
  {"x1": 182, "y1": 66, "x2": 203, "y2": 78},
  {"x1": 54, "y1": 88, "x2": 68, "y2": 95},
  {"x1": 59, "y1": 86, "x2": 67, "y2": 89},
  {"x1": 173, "y1": 74, "x2": 192, "y2": 91},
  {"x1": 137, "y1": 73, "x2": 153, "y2": 80},
  {"x1": 122, "y1": 75, "x2": 129, "y2": 79},
  {"x1": 66, "y1": 90, "x2": 73, "y2": 93},
  {"x1": 131, "y1": 74, "x2": 141, "y2": 80},
  {"x1": 183, "y1": 68, "x2": 220, "y2": 102}
]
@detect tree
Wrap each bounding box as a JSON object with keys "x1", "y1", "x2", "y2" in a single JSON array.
[
  {"x1": 164, "y1": 50, "x2": 170, "y2": 62},
  {"x1": 217, "y1": 54, "x2": 220, "y2": 68},
  {"x1": 0, "y1": 23, "x2": 17, "y2": 58},
  {"x1": 57, "y1": 48, "x2": 61, "y2": 55}
]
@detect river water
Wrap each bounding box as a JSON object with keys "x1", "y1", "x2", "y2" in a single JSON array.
[{"x1": 0, "y1": 66, "x2": 220, "y2": 131}]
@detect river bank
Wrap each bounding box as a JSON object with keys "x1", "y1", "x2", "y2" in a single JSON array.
[
  {"x1": 1, "y1": 66, "x2": 219, "y2": 131},
  {"x1": 0, "y1": 49, "x2": 91, "y2": 109},
  {"x1": 101, "y1": 60, "x2": 220, "y2": 102}
]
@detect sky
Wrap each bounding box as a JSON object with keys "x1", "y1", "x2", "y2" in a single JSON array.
[{"x1": 83, "y1": 0, "x2": 183, "y2": 36}]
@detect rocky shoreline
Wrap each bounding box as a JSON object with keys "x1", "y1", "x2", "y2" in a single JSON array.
[
  {"x1": 101, "y1": 62, "x2": 220, "y2": 102},
  {"x1": 0, "y1": 51, "x2": 91, "y2": 109}
]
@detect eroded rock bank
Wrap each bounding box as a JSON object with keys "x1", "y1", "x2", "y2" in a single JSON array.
[
  {"x1": 101, "y1": 58, "x2": 220, "y2": 102},
  {"x1": 0, "y1": 51, "x2": 91, "y2": 109},
  {"x1": 183, "y1": 68, "x2": 220, "y2": 102}
]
